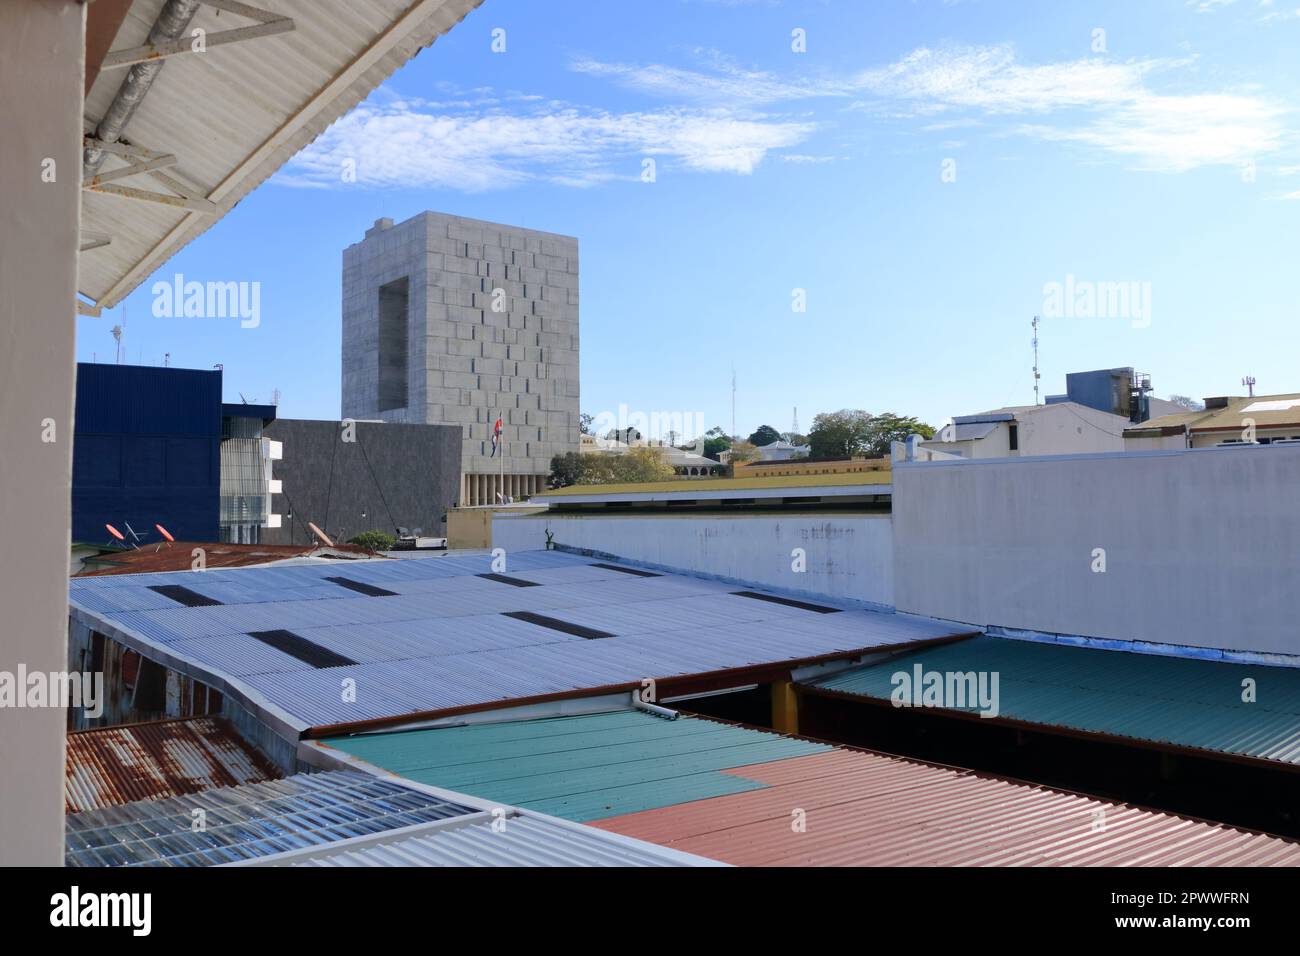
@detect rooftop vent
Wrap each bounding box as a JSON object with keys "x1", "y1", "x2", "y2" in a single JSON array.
[
  {"x1": 365, "y1": 217, "x2": 394, "y2": 238},
  {"x1": 1203, "y1": 396, "x2": 1231, "y2": 409}
]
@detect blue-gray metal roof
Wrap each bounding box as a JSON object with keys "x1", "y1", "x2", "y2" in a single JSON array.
[
  {"x1": 64, "y1": 770, "x2": 476, "y2": 867},
  {"x1": 803, "y1": 635, "x2": 1300, "y2": 766},
  {"x1": 249, "y1": 814, "x2": 718, "y2": 867},
  {"x1": 69, "y1": 550, "x2": 971, "y2": 733}
]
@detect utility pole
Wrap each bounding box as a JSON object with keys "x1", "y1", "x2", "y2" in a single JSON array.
[{"x1": 731, "y1": 364, "x2": 737, "y2": 442}]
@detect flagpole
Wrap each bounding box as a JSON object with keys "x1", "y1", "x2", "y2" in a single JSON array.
[{"x1": 499, "y1": 410, "x2": 505, "y2": 503}]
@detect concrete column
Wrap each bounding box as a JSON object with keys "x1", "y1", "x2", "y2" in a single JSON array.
[
  {"x1": 771, "y1": 679, "x2": 800, "y2": 736},
  {"x1": 0, "y1": 0, "x2": 85, "y2": 865}
]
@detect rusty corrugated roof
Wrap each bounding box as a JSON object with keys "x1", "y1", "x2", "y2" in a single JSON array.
[
  {"x1": 74, "y1": 542, "x2": 374, "y2": 576},
  {"x1": 65, "y1": 717, "x2": 279, "y2": 813},
  {"x1": 592, "y1": 748, "x2": 1300, "y2": 867}
]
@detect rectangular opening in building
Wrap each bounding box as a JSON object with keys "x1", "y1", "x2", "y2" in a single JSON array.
[
  {"x1": 730, "y1": 590, "x2": 842, "y2": 614},
  {"x1": 377, "y1": 276, "x2": 409, "y2": 412},
  {"x1": 148, "y1": 584, "x2": 222, "y2": 608},
  {"x1": 324, "y1": 576, "x2": 399, "y2": 597},
  {"x1": 247, "y1": 629, "x2": 358, "y2": 668},
  {"x1": 591, "y1": 563, "x2": 661, "y2": 578},
  {"x1": 477, "y1": 573, "x2": 541, "y2": 588},
  {"x1": 501, "y1": 611, "x2": 614, "y2": 640}
]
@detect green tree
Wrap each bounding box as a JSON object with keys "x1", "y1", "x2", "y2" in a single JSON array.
[
  {"x1": 729, "y1": 439, "x2": 759, "y2": 463},
  {"x1": 807, "y1": 410, "x2": 935, "y2": 459},
  {"x1": 609, "y1": 446, "x2": 675, "y2": 484},
  {"x1": 702, "y1": 425, "x2": 731, "y2": 461},
  {"x1": 747, "y1": 424, "x2": 782, "y2": 447},
  {"x1": 347, "y1": 530, "x2": 397, "y2": 552},
  {"x1": 807, "y1": 409, "x2": 874, "y2": 458},
  {"x1": 862, "y1": 413, "x2": 935, "y2": 457},
  {"x1": 579, "y1": 412, "x2": 594, "y2": 435},
  {"x1": 548, "y1": 452, "x2": 585, "y2": 488}
]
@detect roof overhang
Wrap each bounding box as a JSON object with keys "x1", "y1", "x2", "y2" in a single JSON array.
[{"x1": 78, "y1": 0, "x2": 483, "y2": 314}]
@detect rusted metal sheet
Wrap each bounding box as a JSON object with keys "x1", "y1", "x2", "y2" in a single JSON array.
[
  {"x1": 75, "y1": 542, "x2": 372, "y2": 576},
  {"x1": 591, "y1": 749, "x2": 1300, "y2": 866},
  {"x1": 65, "y1": 716, "x2": 279, "y2": 813}
]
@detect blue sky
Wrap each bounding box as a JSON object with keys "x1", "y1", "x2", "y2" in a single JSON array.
[{"x1": 78, "y1": 0, "x2": 1300, "y2": 437}]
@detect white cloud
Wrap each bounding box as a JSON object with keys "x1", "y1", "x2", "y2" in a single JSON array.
[
  {"x1": 1022, "y1": 93, "x2": 1284, "y2": 171},
  {"x1": 280, "y1": 94, "x2": 814, "y2": 190},
  {"x1": 573, "y1": 43, "x2": 1287, "y2": 172},
  {"x1": 569, "y1": 54, "x2": 838, "y2": 104}
]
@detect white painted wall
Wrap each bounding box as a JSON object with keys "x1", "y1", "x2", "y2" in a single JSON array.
[
  {"x1": 493, "y1": 513, "x2": 895, "y2": 608},
  {"x1": 892, "y1": 445, "x2": 1300, "y2": 655},
  {"x1": 925, "y1": 404, "x2": 1129, "y2": 459},
  {"x1": 0, "y1": 0, "x2": 84, "y2": 865}
]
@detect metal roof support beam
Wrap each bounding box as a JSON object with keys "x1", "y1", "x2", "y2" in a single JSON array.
[
  {"x1": 84, "y1": 152, "x2": 178, "y2": 187},
  {"x1": 79, "y1": 232, "x2": 113, "y2": 252},
  {"x1": 85, "y1": 182, "x2": 218, "y2": 214},
  {"x1": 100, "y1": 2, "x2": 295, "y2": 70}
]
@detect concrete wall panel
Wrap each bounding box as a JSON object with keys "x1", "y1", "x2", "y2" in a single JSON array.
[
  {"x1": 492, "y1": 513, "x2": 895, "y2": 608},
  {"x1": 893, "y1": 446, "x2": 1300, "y2": 654}
]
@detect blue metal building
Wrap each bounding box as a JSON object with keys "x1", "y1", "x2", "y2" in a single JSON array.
[{"x1": 72, "y1": 363, "x2": 222, "y2": 543}]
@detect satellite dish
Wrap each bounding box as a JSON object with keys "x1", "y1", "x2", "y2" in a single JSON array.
[
  {"x1": 155, "y1": 524, "x2": 175, "y2": 543},
  {"x1": 105, "y1": 524, "x2": 125, "y2": 542},
  {"x1": 307, "y1": 521, "x2": 335, "y2": 547}
]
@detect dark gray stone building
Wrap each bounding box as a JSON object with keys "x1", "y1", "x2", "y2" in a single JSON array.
[{"x1": 261, "y1": 419, "x2": 460, "y2": 545}]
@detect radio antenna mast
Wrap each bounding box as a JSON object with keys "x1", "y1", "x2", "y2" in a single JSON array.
[{"x1": 1032, "y1": 316, "x2": 1042, "y2": 405}]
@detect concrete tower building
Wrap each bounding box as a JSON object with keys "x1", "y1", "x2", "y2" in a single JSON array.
[{"x1": 342, "y1": 212, "x2": 580, "y2": 505}]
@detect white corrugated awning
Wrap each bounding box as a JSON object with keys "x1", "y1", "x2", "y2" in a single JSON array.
[{"x1": 79, "y1": 0, "x2": 482, "y2": 312}]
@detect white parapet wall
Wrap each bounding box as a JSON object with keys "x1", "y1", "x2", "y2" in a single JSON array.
[
  {"x1": 492, "y1": 513, "x2": 895, "y2": 608},
  {"x1": 891, "y1": 444, "x2": 1300, "y2": 656}
]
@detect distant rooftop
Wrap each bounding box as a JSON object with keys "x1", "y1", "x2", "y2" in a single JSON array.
[
  {"x1": 538, "y1": 469, "x2": 891, "y2": 499},
  {"x1": 1128, "y1": 392, "x2": 1300, "y2": 435}
]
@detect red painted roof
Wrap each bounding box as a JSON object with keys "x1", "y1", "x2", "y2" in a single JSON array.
[{"x1": 592, "y1": 749, "x2": 1300, "y2": 866}]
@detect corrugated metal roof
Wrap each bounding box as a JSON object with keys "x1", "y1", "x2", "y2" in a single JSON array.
[
  {"x1": 802, "y1": 636, "x2": 1300, "y2": 767},
  {"x1": 322, "y1": 711, "x2": 831, "y2": 820},
  {"x1": 69, "y1": 551, "x2": 971, "y2": 733},
  {"x1": 76, "y1": 543, "x2": 374, "y2": 576},
  {"x1": 81, "y1": 0, "x2": 484, "y2": 310},
  {"x1": 323, "y1": 709, "x2": 1300, "y2": 866},
  {"x1": 64, "y1": 770, "x2": 476, "y2": 866},
  {"x1": 593, "y1": 749, "x2": 1300, "y2": 866},
  {"x1": 65, "y1": 717, "x2": 279, "y2": 813},
  {"x1": 250, "y1": 815, "x2": 716, "y2": 867},
  {"x1": 1131, "y1": 393, "x2": 1300, "y2": 434}
]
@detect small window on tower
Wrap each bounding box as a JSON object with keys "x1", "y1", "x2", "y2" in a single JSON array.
[{"x1": 1008, "y1": 423, "x2": 1019, "y2": 451}]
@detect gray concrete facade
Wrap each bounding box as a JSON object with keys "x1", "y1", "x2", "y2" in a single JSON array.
[
  {"x1": 892, "y1": 445, "x2": 1300, "y2": 656},
  {"x1": 342, "y1": 212, "x2": 580, "y2": 505},
  {"x1": 261, "y1": 419, "x2": 461, "y2": 544}
]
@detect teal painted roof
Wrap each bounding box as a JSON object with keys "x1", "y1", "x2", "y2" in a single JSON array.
[
  {"x1": 323, "y1": 710, "x2": 831, "y2": 822},
  {"x1": 805, "y1": 636, "x2": 1300, "y2": 766}
]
